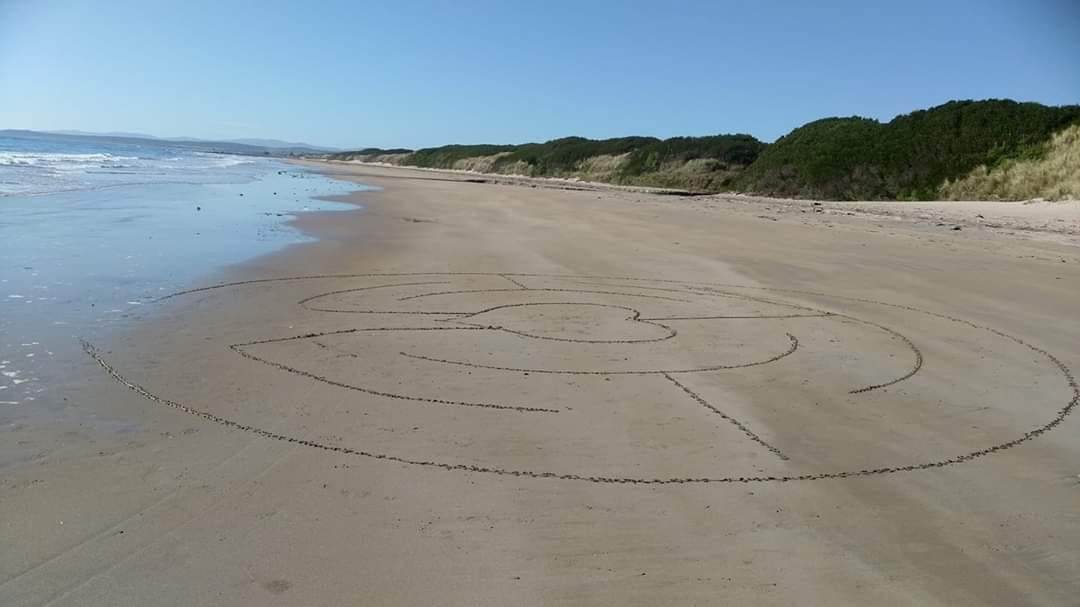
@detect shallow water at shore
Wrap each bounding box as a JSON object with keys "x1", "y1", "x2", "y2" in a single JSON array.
[{"x1": 0, "y1": 161, "x2": 363, "y2": 422}]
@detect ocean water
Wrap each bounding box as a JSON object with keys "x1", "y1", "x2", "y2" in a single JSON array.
[
  {"x1": 0, "y1": 134, "x2": 262, "y2": 197},
  {"x1": 0, "y1": 133, "x2": 363, "y2": 424}
]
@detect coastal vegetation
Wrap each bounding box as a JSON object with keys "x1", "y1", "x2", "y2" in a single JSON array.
[
  {"x1": 939, "y1": 123, "x2": 1080, "y2": 201},
  {"x1": 329, "y1": 99, "x2": 1080, "y2": 200},
  {"x1": 330, "y1": 134, "x2": 766, "y2": 191},
  {"x1": 735, "y1": 100, "x2": 1080, "y2": 200}
]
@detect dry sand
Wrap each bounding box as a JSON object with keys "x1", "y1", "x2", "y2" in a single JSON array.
[{"x1": 2, "y1": 162, "x2": 1079, "y2": 605}]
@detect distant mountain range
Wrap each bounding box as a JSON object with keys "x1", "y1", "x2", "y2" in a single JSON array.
[{"x1": 2, "y1": 129, "x2": 339, "y2": 156}]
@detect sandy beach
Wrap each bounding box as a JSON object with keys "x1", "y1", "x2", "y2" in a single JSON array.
[{"x1": 3, "y1": 162, "x2": 1079, "y2": 605}]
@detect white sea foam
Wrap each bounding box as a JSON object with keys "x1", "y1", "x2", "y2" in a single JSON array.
[
  {"x1": 0, "y1": 152, "x2": 138, "y2": 167},
  {"x1": 1, "y1": 141, "x2": 267, "y2": 196},
  {"x1": 194, "y1": 153, "x2": 256, "y2": 168}
]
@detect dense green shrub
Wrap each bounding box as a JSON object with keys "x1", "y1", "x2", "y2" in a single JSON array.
[
  {"x1": 329, "y1": 134, "x2": 765, "y2": 190},
  {"x1": 406, "y1": 144, "x2": 516, "y2": 168},
  {"x1": 491, "y1": 136, "x2": 661, "y2": 176},
  {"x1": 735, "y1": 100, "x2": 1080, "y2": 200},
  {"x1": 620, "y1": 134, "x2": 764, "y2": 176},
  {"x1": 328, "y1": 100, "x2": 1080, "y2": 199}
]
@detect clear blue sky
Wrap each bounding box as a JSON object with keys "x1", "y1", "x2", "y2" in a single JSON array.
[{"x1": 1, "y1": 0, "x2": 1077, "y2": 149}]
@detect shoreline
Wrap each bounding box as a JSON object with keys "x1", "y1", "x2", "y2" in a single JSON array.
[
  {"x1": 3, "y1": 163, "x2": 1079, "y2": 605},
  {"x1": 0, "y1": 162, "x2": 369, "y2": 465}
]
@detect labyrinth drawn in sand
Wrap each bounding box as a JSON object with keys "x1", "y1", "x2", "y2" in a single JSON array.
[{"x1": 84, "y1": 273, "x2": 1078, "y2": 484}]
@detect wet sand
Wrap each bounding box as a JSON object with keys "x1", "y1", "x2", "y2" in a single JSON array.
[{"x1": 2, "y1": 163, "x2": 1079, "y2": 605}]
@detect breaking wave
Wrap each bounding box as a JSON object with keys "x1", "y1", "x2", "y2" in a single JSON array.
[{"x1": 0, "y1": 138, "x2": 269, "y2": 196}]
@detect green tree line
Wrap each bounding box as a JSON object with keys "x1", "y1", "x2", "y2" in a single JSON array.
[{"x1": 329, "y1": 99, "x2": 1080, "y2": 200}]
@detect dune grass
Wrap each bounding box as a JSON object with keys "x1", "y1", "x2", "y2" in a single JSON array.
[{"x1": 940, "y1": 124, "x2": 1080, "y2": 201}]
